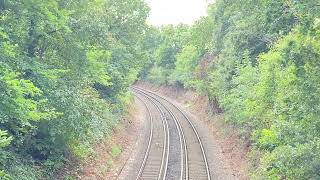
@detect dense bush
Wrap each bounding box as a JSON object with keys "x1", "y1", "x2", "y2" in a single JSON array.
[
  {"x1": 142, "y1": 0, "x2": 320, "y2": 179},
  {"x1": 0, "y1": 0, "x2": 150, "y2": 178}
]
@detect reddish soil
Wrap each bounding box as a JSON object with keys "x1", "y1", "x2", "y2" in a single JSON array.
[{"x1": 136, "y1": 81, "x2": 250, "y2": 180}]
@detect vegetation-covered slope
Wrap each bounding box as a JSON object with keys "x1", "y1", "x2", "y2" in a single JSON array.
[
  {"x1": 142, "y1": 0, "x2": 320, "y2": 179},
  {"x1": 0, "y1": 0, "x2": 150, "y2": 178},
  {"x1": 1, "y1": 0, "x2": 320, "y2": 179}
]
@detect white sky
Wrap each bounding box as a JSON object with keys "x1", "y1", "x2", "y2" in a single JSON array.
[{"x1": 145, "y1": 0, "x2": 211, "y2": 26}]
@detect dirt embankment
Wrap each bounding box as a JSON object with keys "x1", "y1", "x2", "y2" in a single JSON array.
[
  {"x1": 136, "y1": 81, "x2": 250, "y2": 180},
  {"x1": 57, "y1": 99, "x2": 144, "y2": 180}
]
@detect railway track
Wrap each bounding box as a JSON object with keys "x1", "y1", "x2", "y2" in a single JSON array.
[
  {"x1": 134, "y1": 93, "x2": 170, "y2": 180},
  {"x1": 133, "y1": 87, "x2": 211, "y2": 180},
  {"x1": 134, "y1": 88, "x2": 185, "y2": 180}
]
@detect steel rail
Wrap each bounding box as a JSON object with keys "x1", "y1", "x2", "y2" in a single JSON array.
[
  {"x1": 134, "y1": 94, "x2": 154, "y2": 180},
  {"x1": 133, "y1": 86, "x2": 211, "y2": 180},
  {"x1": 134, "y1": 90, "x2": 170, "y2": 180},
  {"x1": 134, "y1": 88, "x2": 186, "y2": 180}
]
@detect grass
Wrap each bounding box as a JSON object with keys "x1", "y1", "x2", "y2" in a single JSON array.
[{"x1": 110, "y1": 144, "x2": 121, "y2": 158}]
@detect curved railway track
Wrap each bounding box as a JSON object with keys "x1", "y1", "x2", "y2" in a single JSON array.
[
  {"x1": 133, "y1": 87, "x2": 211, "y2": 180},
  {"x1": 134, "y1": 89, "x2": 185, "y2": 180},
  {"x1": 134, "y1": 92, "x2": 170, "y2": 180},
  {"x1": 133, "y1": 95, "x2": 155, "y2": 179}
]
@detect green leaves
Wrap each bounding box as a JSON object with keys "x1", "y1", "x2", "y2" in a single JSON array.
[
  {"x1": 0, "y1": 130, "x2": 12, "y2": 148},
  {"x1": 86, "y1": 48, "x2": 112, "y2": 86},
  {"x1": 142, "y1": 0, "x2": 320, "y2": 179},
  {"x1": 0, "y1": 64, "x2": 51, "y2": 124},
  {"x1": 171, "y1": 44, "x2": 200, "y2": 87},
  {"x1": 223, "y1": 28, "x2": 320, "y2": 178},
  {"x1": 0, "y1": 0, "x2": 150, "y2": 178}
]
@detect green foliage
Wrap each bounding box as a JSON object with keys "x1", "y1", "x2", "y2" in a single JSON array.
[
  {"x1": 147, "y1": 66, "x2": 169, "y2": 85},
  {"x1": 86, "y1": 48, "x2": 112, "y2": 86},
  {"x1": 0, "y1": 64, "x2": 53, "y2": 123},
  {"x1": 211, "y1": 7, "x2": 320, "y2": 178},
  {"x1": 0, "y1": 170, "x2": 10, "y2": 180},
  {"x1": 171, "y1": 45, "x2": 200, "y2": 88},
  {"x1": 0, "y1": 130, "x2": 12, "y2": 148},
  {"x1": 144, "y1": 25, "x2": 191, "y2": 84},
  {"x1": 141, "y1": 0, "x2": 320, "y2": 179},
  {"x1": 106, "y1": 159, "x2": 114, "y2": 170},
  {"x1": 0, "y1": 0, "x2": 150, "y2": 178},
  {"x1": 110, "y1": 144, "x2": 121, "y2": 158},
  {"x1": 248, "y1": 28, "x2": 320, "y2": 179},
  {"x1": 0, "y1": 130, "x2": 12, "y2": 178},
  {"x1": 144, "y1": 18, "x2": 213, "y2": 88}
]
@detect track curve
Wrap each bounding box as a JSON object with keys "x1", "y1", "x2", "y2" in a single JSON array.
[
  {"x1": 133, "y1": 87, "x2": 211, "y2": 180},
  {"x1": 133, "y1": 92, "x2": 170, "y2": 180}
]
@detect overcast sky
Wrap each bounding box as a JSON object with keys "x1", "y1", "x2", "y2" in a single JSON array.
[{"x1": 145, "y1": 0, "x2": 211, "y2": 26}]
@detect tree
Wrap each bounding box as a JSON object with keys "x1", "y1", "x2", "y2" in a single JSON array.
[{"x1": 0, "y1": 0, "x2": 151, "y2": 178}]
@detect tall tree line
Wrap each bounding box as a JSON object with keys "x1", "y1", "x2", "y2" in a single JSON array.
[
  {"x1": 143, "y1": 0, "x2": 320, "y2": 179},
  {"x1": 0, "y1": 0, "x2": 149, "y2": 178}
]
